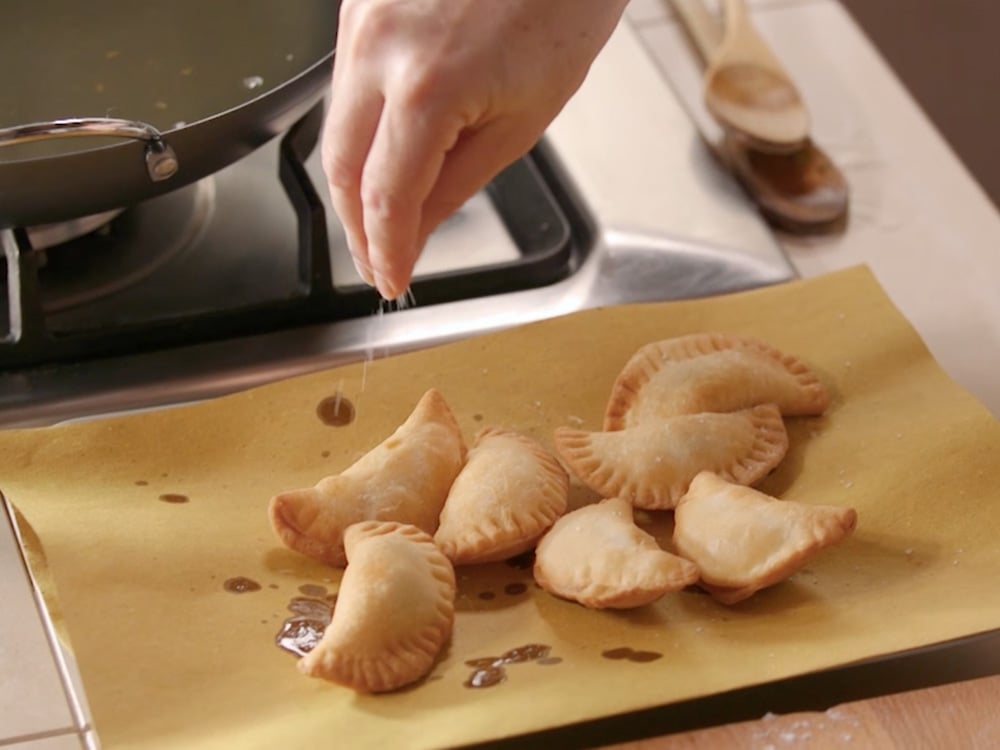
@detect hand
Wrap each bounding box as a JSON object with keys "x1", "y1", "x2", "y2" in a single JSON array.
[{"x1": 321, "y1": 0, "x2": 628, "y2": 299}]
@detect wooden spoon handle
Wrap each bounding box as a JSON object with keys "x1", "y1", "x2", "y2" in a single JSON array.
[
  {"x1": 721, "y1": 0, "x2": 751, "y2": 40},
  {"x1": 718, "y1": 0, "x2": 788, "y2": 72},
  {"x1": 670, "y1": 0, "x2": 724, "y2": 63}
]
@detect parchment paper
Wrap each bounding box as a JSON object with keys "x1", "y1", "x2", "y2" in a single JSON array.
[{"x1": 2, "y1": 265, "x2": 999, "y2": 749}]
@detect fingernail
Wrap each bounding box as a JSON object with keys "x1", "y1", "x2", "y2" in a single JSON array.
[
  {"x1": 351, "y1": 255, "x2": 375, "y2": 286},
  {"x1": 373, "y1": 270, "x2": 399, "y2": 301}
]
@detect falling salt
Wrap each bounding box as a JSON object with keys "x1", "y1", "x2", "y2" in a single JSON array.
[
  {"x1": 243, "y1": 75, "x2": 265, "y2": 90},
  {"x1": 361, "y1": 306, "x2": 384, "y2": 393},
  {"x1": 396, "y1": 288, "x2": 416, "y2": 310},
  {"x1": 567, "y1": 415, "x2": 584, "y2": 425},
  {"x1": 285, "y1": 52, "x2": 295, "y2": 61},
  {"x1": 905, "y1": 548, "x2": 914, "y2": 556}
]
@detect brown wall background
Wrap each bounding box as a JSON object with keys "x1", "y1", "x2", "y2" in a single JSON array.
[{"x1": 838, "y1": 0, "x2": 1000, "y2": 209}]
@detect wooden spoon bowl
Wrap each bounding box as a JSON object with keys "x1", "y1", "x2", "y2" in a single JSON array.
[{"x1": 704, "y1": 0, "x2": 810, "y2": 152}]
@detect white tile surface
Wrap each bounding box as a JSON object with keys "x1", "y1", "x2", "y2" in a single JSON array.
[
  {"x1": 626, "y1": 0, "x2": 671, "y2": 24},
  {"x1": 0, "y1": 503, "x2": 79, "y2": 743},
  {"x1": 4, "y1": 733, "x2": 85, "y2": 750}
]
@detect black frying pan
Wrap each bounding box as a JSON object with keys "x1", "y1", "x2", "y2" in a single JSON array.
[{"x1": 0, "y1": 0, "x2": 339, "y2": 228}]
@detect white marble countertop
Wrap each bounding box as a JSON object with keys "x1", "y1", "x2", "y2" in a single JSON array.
[{"x1": 3, "y1": 1, "x2": 1000, "y2": 746}]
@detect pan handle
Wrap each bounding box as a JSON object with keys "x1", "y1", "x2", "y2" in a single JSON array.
[{"x1": 0, "y1": 117, "x2": 179, "y2": 182}]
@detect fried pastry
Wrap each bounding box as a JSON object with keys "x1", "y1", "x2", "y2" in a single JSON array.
[
  {"x1": 435, "y1": 427, "x2": 569, "y2": 565},
  {"x1": 534, "y1": 497, "x2": 700, "y2": 609},
  {"x1": 269, "y1": 388, "x2": 466, "y2": 567},
  {"x1": 554, "y1": 404, "x2": 787, "y2": 510},
  {"x1": 604, "y1": 332, "x2": 829, "y2": 430},
  {"x1": 298, "y1": 521, "x2": 456, "y2": 692},
  {"x1": 673, "y1": 471, "x2": 858, "y2": 604}
]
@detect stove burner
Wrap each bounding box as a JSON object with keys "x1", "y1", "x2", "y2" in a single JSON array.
[
  {"x1": 26, "y1": 209, "x2": 125, "y2": 251},
  {"x1": 33, "y1": 181, "x2": 214, "y2": 313}
]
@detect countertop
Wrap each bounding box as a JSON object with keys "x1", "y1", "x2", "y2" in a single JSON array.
[
  {"x1": 609, "y1": 674, "x2": 1000, "y2": 748},
  {"x1": 3, "y1": 0, "x2": 1000, "y2": 747}
]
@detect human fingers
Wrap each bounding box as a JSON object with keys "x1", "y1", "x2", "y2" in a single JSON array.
[
  {"x1": 359, "y1": 97, "x2": 466, "y2": 299},
  {"x1": 320, "y1": 57, "x2": 384, "y2": 285}
]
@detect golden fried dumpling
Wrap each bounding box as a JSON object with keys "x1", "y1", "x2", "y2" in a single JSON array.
[
  {"x1": 604, "y1": 333, "x2": 829, "y2": 430},
  {"x1": 298, "y1": 521, "x2": 456, "y2": 692},
  {"x1": 554, "y1": 404, "x2": 787, "y2": 510},
  {"x1": 673, "y1": 472, "x2": 858, "y2": 604},
  {"x1": 434, "y1": 427, "x2": 568, "y2": 565},
  {"x1": 533, "y1": 497, "x2": 700, "y2": 609},
  {"x1": 269, "y1": 389, "x2": 466, "y2": 567}
]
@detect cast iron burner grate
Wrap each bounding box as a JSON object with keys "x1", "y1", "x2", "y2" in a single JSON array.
[{"x1": 0, "y1": 102, "x2": 585, "y2": 371}]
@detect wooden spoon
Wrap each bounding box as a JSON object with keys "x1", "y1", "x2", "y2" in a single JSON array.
[
  {"x1": 671, "y1": 0, "x2": 848, "y2": 232},
  {"x1": 702, "y1": 0, "x2": 810, "y2": 153}
]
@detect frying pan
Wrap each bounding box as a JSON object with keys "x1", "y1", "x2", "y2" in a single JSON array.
[{"x1": 0, "y1": 1, "x2": 339, "y2": 229}]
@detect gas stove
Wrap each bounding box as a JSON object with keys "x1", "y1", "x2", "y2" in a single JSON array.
[
  {"x1": 0, "y1": 101, "x2": 794, "y2": 428},
  {"x1": 1, "y1": 103, "x2": 582, "y2": 367}
]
